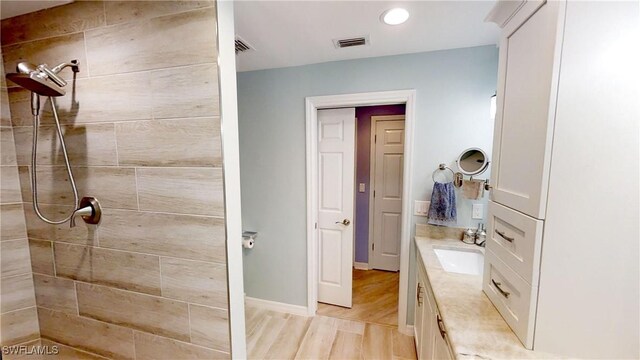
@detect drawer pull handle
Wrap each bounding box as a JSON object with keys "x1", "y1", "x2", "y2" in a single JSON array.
[
  {"x1": 492, "y1": 279, "x2": 511, "y2": 298},
  {"x1": 437, "y1": 314, "x2": 447, "y2": 339},
  {"x1": 495, "y1": 229, "x2": 514, "y2": 242}
]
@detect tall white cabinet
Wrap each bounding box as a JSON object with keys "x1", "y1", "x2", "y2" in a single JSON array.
[
  {"x1": 488, "y1": 0, "x2": 564, "y2": 220},
  {"x1": 484, "y1": 0, "x2": 639, "y2": 358}
]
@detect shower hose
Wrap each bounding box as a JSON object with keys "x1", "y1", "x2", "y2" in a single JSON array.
[{"x1": 31, "y1": 96, "x2": 79, "y2": 224}]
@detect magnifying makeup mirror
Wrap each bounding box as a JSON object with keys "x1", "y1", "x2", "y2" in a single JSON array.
[{"x1": 456, "y1": 148, "x2": 489, "y2": 176}]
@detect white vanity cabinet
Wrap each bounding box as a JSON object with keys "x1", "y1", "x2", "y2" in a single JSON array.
[
  {"x1": 413, "y1": 269, "x2": 425, "y2": 353},
  {"x1": 415, "y1": 254, "x2": 454, "y2": 360},
  {"x1": 485, "y1": 0, "x2": 639, "y2": 358}
]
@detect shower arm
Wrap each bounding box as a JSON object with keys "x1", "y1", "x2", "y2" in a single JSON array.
[{"x1": 51, "y1": 60, "x2": 79, "y2": 74}]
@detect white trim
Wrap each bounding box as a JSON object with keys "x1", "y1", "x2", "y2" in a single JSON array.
[
  {"x1": 354, "y1": 262, "x2": 370, "y2": 270},
  {"x1": 216, "y1": 2, "x2": 247, "y2": 358},
  {"x1": 352, "y1": 116, "x2": 359, "y2": 265},
  {"x1": 306, "y1": 90, "x2": 417, "y2": 335},
  {"x1": 406, "y1": 325, "x2": 415, "y2": 335},
  {"x1": 368, "y1": 115, "x2": 406, "y2": 271},
  {"x1": 245, "y1": 297, "x2": 311, "y2": 317}
]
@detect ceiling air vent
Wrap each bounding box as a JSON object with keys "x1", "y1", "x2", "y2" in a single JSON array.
[
  {"x1": 333, "y1": 36, "x2": 370, "y2": 49},
  {"x1": 235, "y1": 37, "x2": 253, "y2": 54}
]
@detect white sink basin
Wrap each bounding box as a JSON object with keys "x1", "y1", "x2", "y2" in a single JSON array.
[{"x1": 433, "y1": 246, "x2": 484, "y2": 275}]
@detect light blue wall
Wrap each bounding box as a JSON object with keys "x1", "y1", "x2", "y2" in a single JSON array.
[{"x1": 238, "y1": 45, "x2": 498, "y2": 316}]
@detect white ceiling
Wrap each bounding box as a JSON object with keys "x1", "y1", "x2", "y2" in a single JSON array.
[
  {"x1": 235, "y1": 1, "x2": 500, "y2": 72},
  {"x1": 1, "y1": 0, "x2": 73, "y2": 20}
]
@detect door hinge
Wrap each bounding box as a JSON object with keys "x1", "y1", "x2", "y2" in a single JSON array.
[
  {"x1": 315, "y1": 222, "x2": 318, "y2": 229},
  {"x1": 372, "y1": 243, "x2": 375, "y2": 251},
  {"x1": 374, "y1": 135, "x2": 377, "y2": 143},
  {"x1": 373, "y1": 190, "x2": 376, "y2": 198}
]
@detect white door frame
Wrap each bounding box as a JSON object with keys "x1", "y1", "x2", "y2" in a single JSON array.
[
  {"x1": 368, "y1": 115, "x2": 406, "y2": 271},
  {"x1": 305, "y1": 90, "x2": 416, "y2": 335},
  {"x1": 216, "y1": 1, "x2": 246, "y2": 358}
]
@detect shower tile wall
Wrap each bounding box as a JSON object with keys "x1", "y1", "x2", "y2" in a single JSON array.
[
  {"x1": 0, "y1": 49, "x2": 40, "y2": 348},
  {"x1": 0, "y1": 1, "x2": 229, "y2": 359}
]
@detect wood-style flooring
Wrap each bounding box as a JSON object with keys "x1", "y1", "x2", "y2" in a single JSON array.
[
  {"x1": 245, "y1": 306, "x2": 416, "y2": 360},
  {"x1": 317, "y1": 269, "x2": 399, "y2": 327}
]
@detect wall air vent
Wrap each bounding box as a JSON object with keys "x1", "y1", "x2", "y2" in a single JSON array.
[
  {"x1": 235, "y1": 37, "x2": 254, "y2": 54},
  {"x1": 333, "y1": 35, "x2": 370, "y2": 49}
]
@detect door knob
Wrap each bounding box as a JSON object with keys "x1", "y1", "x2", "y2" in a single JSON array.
[{"x1": 335, "y1": 219, "x2": 351, "y2": 226}]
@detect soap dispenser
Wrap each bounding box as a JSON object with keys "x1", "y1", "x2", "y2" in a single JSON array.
[{"x1": 475, "y1": 223, "x2": 486, "y2": 247}]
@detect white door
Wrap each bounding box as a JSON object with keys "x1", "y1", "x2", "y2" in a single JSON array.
[
  {"x1": 370, "y1": 117, "x2": 404, "y2": 271},
  {"x1": 317, "y1": 108, "x2": 355, "y2": 308}
]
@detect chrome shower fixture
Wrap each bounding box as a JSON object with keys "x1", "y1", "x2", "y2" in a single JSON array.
[
  {"x1": 6, "y1": 60, "x2": 79, "y2": 98},
  {"x1": 5, "y1": 59, "x2": 101, "y2": 228}
]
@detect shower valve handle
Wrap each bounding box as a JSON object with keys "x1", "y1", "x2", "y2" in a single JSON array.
[{"x1": 70, "y1": 197, "x2": 102, "y2": 228}]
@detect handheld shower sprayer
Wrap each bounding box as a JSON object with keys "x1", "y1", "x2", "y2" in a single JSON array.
[
  {"x1": 38, "y1": 64, "x2": 67, "y2": 87},
  {"x1": 37, "y1": 60, "x2": 80, "y2": 88},
  {"x1": 6, "y1": 59, "x2": 101, "y2": 227}
]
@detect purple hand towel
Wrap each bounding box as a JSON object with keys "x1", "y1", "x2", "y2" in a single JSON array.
[{"x1": 427, "y1": 182, "x2": 457, "y2": 226}]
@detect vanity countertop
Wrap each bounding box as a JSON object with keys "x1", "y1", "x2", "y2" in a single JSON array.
[{"x1": 414, "y1": 225, "x2": 560, "y2": 359}]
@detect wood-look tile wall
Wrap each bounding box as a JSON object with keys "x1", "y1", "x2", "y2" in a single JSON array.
[
  {"x1": 0, "y1": 46, "x2": 40, "y2": 348},
  {"x1": 0, "y1": 1, "x2": 229, "y2": 358}
]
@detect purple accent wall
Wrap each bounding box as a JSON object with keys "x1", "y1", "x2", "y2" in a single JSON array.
[{"x1": 354, "y1": 104, "x2": 406, "y2": 264}]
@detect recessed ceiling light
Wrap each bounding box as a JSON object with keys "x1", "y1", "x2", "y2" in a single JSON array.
[{"x1": 381, "y1": 8, "x2": 409, "y2": 26}]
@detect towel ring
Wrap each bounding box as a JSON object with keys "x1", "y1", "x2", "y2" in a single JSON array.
[{"x1": 432, "y1": 163, "x2": 455, "y2": 183}]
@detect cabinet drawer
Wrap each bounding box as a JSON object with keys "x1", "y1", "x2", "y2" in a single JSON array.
[
  {"x1": 486, "y1": 201, "x2": 543, "y2": 286},
  {"x1": 483, "y1": 250, "x2": 537, "y2": 349}
]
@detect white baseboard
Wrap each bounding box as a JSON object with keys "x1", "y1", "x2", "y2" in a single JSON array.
[
  {"x1": 401, "y1": 324, "x2": 415, "y2": 337},
  {"x1": 354, "y1": 262, "x2": 370, "y2": 270},
  {"x1": 245, "y1": 296, "x2": 311, "y2": 317}
]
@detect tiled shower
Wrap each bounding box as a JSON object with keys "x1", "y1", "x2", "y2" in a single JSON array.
[{"x1": 0, "y1": 1, "x2": 230, "y2": 358}]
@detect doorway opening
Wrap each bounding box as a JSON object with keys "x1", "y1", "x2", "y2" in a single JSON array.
[
  {"x1": 316, "y1": 106, "x2": 406, "y2": 327},
  {"x1": 305, "y1": 90, "x2": 416, "y2": 335}
]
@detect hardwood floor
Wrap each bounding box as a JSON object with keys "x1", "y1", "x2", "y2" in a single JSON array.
[
  {"x1": 246, "y1": 270, "x2": 416, "y2": 360},
  {"x1": 245, "y1": 306, "x2": 416, "y2": 360},
  {"x1": 317, "y1": 269, "x2": 399, "y2": 326},
  {"x1": 245, "y1": 269, "x2": 411, "y2": 359}
]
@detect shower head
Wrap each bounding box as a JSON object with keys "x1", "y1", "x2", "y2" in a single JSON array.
[
  {"x1": 6, "y1": 72, "x2": 66, "y2": 97},
  {"x1": 5, "y1": 61, "x2": 68, "y2": 97},
  {"x1": 7, "y1": 60, "x2": 80, "y2": 115}
]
